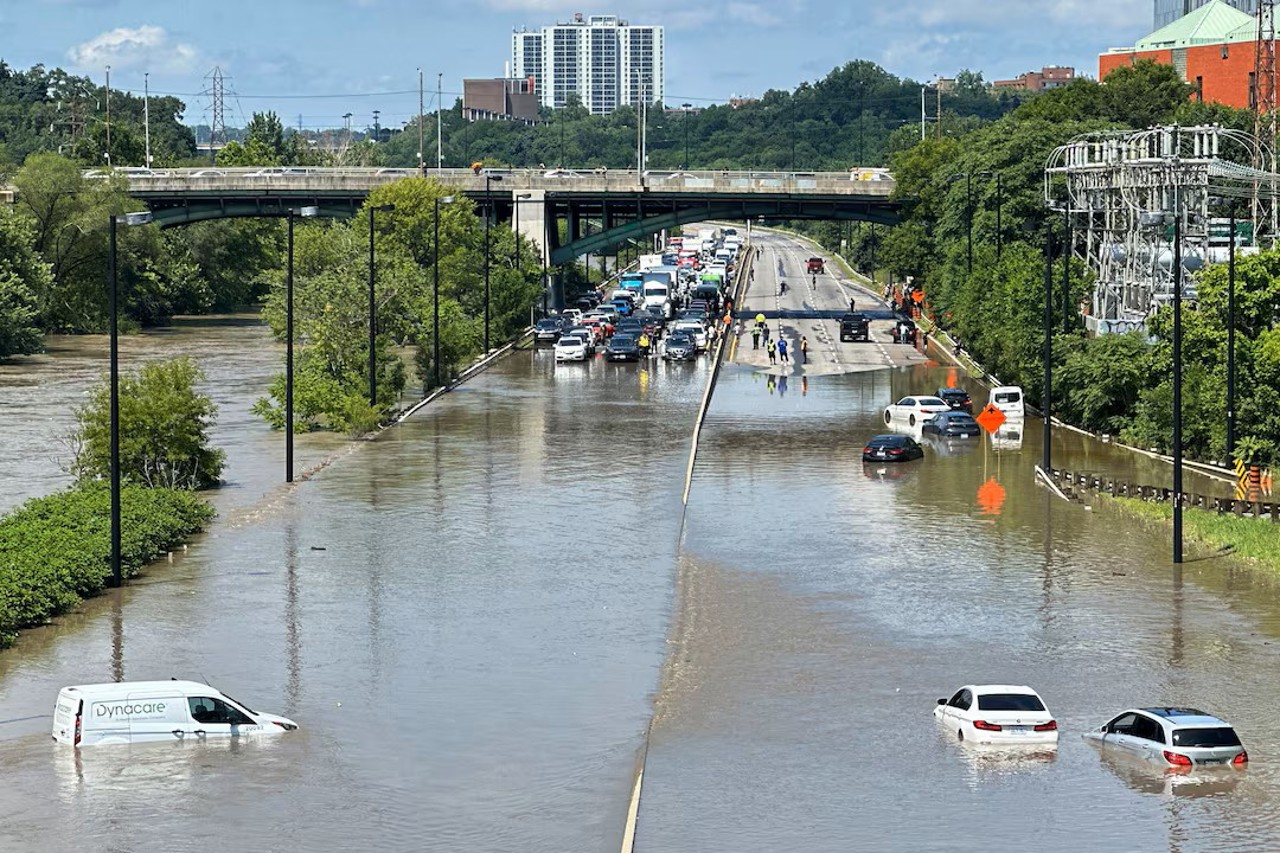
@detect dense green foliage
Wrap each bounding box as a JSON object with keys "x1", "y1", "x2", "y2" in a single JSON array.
[
  {"x1": 804, "y1": 61, "x2": 1280, "y2": 466},
  {"x1": 252, "y1": 179, "x2": 543, "y2": 433},
  {"x1": 0, "y1": 484, "x2": 214, "y2": 646},
  {"x1": 73, "y1": 357, "x2": 226, "y2": 489},
  {"x1": 0, "y1": 204, "x2": 47, "y2": 356},
  {"x1": 377, "y1": 64, "x2": 1021, "y2": 171}
]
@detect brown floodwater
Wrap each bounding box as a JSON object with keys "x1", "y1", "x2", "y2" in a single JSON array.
[{"x1": 2, "y1": 240, "x2": 1279, "y2": 852}]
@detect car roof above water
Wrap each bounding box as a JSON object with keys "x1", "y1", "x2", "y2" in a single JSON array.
[
  {"x1": 61, "y1": 680, "x2": 214, "y2": 699},
  {"x1": 1141, "y1": 707, "x2": 1227, "y2": 726}
]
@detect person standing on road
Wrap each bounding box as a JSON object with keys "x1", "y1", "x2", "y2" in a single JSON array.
[
  {"x1": 777, "y1": 337, "x2": 789, "y2": 363},
  {"x1": 767, "y1": 339, "x2": 777, "y2": 364},
  {"x1": 751, "y1": 324, "x2": 761, "y2": 350},
  {"x1": 849, "y1": 297, "x2": 857, "y2": 312},
  {"x1": 761, "y1": 324, "x2": 771, "y2": 345},
  {"x1": 799, "y1": 336, "x2": 809, "y2": 365}
]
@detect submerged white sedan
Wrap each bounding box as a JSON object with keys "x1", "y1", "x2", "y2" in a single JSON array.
[
  {"x1": 554, "y1": 334, "x2": 590, "y2": 362},
  {"x1": 884, "y1": 396, "x2": 951, "y2": 427},
  {"x1": 934, "y1": 684, "x2": 1059, "y2": 745}
]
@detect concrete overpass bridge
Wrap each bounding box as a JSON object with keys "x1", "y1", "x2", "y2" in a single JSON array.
[{"x1": 116, "y1": 167, "x2": 899, "y2": 265}]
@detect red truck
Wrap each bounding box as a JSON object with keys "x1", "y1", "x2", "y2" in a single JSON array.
[{"x1": 806, "y1": 257, "x2": 825, "y2": 274}]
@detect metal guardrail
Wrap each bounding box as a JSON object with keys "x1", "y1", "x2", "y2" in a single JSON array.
[{"x1": 102, "y1": 167, "x2": 895, "y2": 197}]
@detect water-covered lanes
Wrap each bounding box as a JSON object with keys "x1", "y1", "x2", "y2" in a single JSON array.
[
  {"x1": 638, "y1": 361, "x2": 1280, "y2": 852},
  {"x1": 0, "y1": 348, "x2": 710, "y2": 852}
]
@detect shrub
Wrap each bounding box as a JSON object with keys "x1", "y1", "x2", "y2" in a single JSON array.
[{"x1": 0, "y1": 484, "x2": 215, "y2": 646}]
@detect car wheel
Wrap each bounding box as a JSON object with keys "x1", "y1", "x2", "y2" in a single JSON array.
[
  {"x1": 909, "y1": 414, "x2": 916, "y2": 427},
  {"x1": 884, "y1": 411, "x2": 892, "y2": 425}
]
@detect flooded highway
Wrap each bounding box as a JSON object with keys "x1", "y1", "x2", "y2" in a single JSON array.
[{"x1": 2, "y1": 232, "x2": 1280, "y2": 851}]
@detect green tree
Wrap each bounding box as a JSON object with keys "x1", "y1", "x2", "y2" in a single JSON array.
[
  {"x1": 0, "y1": 205, "x2": 50, "y2": 357},
  {"x1": 72, "y1": 357, "x2": 226, "y2": 489}
]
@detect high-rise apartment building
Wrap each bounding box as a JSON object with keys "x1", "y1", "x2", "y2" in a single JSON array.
[
  {"x1": 511, "y1": 14, "x2": 664, "y2": 114},
  {"x1": 1154, "y1": 0, "x2": 1256, "y2": 30}
]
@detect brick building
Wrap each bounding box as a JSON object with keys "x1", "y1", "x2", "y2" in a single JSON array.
[
  {"x1": 462, "y1": 77, "x2": 540, "y2": 123},
  {"x1": 992, "y1": 66, "x2": 1076, "y2": 92},
  {"x1": 1100, "y1": 0, "x2": 1274, "y2": 109}
]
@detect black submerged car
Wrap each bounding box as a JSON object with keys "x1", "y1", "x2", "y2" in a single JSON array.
[
  {"x1": 921, "y1": 411, "x2": 980, "y2": 437},
  {"x1": 936, "y1": 387, "x2": 973, "y2": 412},
  {"x1": 862, "y1": 434, "x2": 924, "y2": 463}
]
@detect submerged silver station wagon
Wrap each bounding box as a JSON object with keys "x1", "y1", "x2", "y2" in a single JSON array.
[{"x1": 1083, "y1": 707, "x2": 1247, "y2": 768}]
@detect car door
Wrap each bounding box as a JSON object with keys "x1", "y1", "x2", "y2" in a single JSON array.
[
  {"x1": 945, "y1": 689, "x2": 973, "y2": 726},
  {"x1": 188, "y1": 696, "x2": 259, "y2": 740},
  {"x1": 1103, "y1": 713, "x2": 1143, "y2": 755},
  {"x1": 1131, "y1": 714, "x2": 1165, "y2": 761}
]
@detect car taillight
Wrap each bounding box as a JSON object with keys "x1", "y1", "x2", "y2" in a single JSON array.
[
  {"x1": 973, "y1": 720, "x2": 1003, "y2": 731},
  {"x1": 1163, "y1": 750, "x2": 1193, "y2": 767},
  {"x1": 74, "y1": 713, "x2": 82, "y2": 746},
  {"x1": 862, "y1": 447, "x2": 873, "y2": 454},
  {"x1": 1034, "y1": 720, "x2": 1058, "y2": 731},
  {"x1": 1233, "y1": 750, "x2": 1249, "y2": 765},
  {"x1": 888, "y1": 448, "x2": 903, "y2": 455}
]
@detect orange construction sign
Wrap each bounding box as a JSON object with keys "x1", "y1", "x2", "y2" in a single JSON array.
[{"x1": 975, "y1": 403, "x2": 1007, "y2": 434}]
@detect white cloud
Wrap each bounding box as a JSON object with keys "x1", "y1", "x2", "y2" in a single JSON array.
[
  {"x1": 726, "y1": 2, "x2": 783, "y2": 27},
  {"x1": 67, "y1": 25, "x2": 201, "y2": 74}
]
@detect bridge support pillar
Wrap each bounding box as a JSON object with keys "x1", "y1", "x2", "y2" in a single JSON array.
[{"x1": 513, "y1": 190, "x2": 556, "y2": 313}]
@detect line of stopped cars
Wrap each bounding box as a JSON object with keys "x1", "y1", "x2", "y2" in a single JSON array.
[{"x1": 934, "y1": 684, "x2": 1249, "y2": 774}]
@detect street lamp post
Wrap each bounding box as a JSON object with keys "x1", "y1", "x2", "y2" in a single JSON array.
[
  {"x1": 1062, "y1": 207, "x2": 1073, "y2": 334},
  {"x1": 1172, "y1": 186, "x2": 1184, "y2": 564},
  {"x1": 951, "y1": 172, "x2": 974, "y2": 274},
  {"x1": 484, "y1": 173, "x2": 504, "y2": 353},
  {"x1": 107, "y1": 210, "x2": 154, "y2": 588},
  {"x1": 682, "y1": 103, "x2": 692, "y2": 169},
  {"x1": 433, "y1": 195, "x2": 455, "y2": 391},
  {"x1": 284, "y1": 206, "x2": 319, "y2": 483},
  {"x1": 1042, "y1": 219, "x2": 1054, "y2": 474},
  {"x1": 368, "y1": 203, "x2": 395, "y2": 407},
  {"x1": 977, "y1": 170, "x2": 1003, "y2": 263},
  {"x1": 1227, "y1": 209, "x2": 1237, "y2": 460}
]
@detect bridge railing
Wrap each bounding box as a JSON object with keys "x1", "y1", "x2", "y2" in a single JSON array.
[{"x1": 110, "y1": 167, "x2": 895, "y2": 197}]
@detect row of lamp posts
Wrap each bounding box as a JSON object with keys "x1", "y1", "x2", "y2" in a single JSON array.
[{"x1": 107, "y1": 185, "x2": 518, "y2": 586}]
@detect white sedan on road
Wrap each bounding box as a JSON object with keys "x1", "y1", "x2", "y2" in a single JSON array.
[
  {"x1": 554, "y1": 335, "x2": 590, "y2": 362},
  {"x1": 934, "y1": 685, "x2": 1059, "y2": 745},
  {"x1": 884, "y1": 396, "x2": 951, "y2": 427}
]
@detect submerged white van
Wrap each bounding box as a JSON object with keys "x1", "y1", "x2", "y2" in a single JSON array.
[
  {"x1": 989, "y1": 385, "x2": 1026, "y2": 418},
  {"x1": 52, "y1": 680, "x2": 298, "y2": 747}
]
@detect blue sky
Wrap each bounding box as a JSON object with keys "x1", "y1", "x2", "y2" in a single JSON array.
[{"x1": 3, "y1": 0, "x2": 1154, "y2": 131}]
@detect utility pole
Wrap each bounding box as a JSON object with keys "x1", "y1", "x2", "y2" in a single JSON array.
[
  {"x1": 143, "y1": 72, "x2": 151, "y2": 167},
  {"x1": 1173, "y1": 182, "x2": 1184, "y2": 564},
  {"x1": 437, "y1": 72, "x2": 444, "y2": 170},
  {"x1": 418, "y1": 68, "x2": 425, "y2": 171},
  {"x1": 920, "y1": 85, "x2": 926, "y2": 141},
  {"x1": 104, "y1": 66, "x2": 112, "y2": 166},
  {"x1": 373, "y1": 109, "x2": 381, "y2": 143},
  {"x1": 936, "y1": 83, "x2": 942, "y2": 141}
]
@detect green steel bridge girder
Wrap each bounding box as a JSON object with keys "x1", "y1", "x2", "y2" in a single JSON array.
[
  {"x1": 548, "y1": 200, "x2": 899, "y2": 265},
  {"x1": 147, "y1": 200, "x2": 360, "y2": 228}
]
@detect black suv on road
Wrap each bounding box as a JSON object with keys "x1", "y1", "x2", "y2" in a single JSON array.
[{"x1": 839, "y1": 312, "x2": 870, "y2": 342}]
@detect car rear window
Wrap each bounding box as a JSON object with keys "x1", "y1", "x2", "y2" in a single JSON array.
[
  {"x1": 976, "y1": 693, "x2": 1046, "y2": 712},
  {"x1": 1171, "y1": 727, "x2": 1241, "y2": 747},
  {"x1": 995, "y1": 391, "x2": 1022, "y2": 404}
]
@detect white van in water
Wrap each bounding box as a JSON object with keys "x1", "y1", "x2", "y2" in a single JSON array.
[
  {"x1": 52, "y1": 680, "x2": 298, "y2": 747},
  {"x1": 989, "y1": 385, "x2": 1025, "y2": 418}
]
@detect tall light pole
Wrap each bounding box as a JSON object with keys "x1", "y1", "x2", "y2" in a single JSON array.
[
  {"x1": 433, "y1": 195, "x2": 454, "y2": 390},
  {"x1": 1227, "y1": 209, "x2": 1237, "y2": 460},
  {"x1": 372, "y1": 110, "x2": 381, "y2": 143},
  {"x1": 143, "y1": 72, "x2": 151, "y2": 168},
  {"x1": 951, "y1": 172, "x2": 974, "y2": 274},
  {"x1": 1062, "y1": 206, "x2": 1073, "y2": 334},
  {"x1": 484, "y1": 173, "x2": 504, "y2": 353},
  {"x1": 104, "y1": 65, "x2": 112, "y2": 166},
  {"x1": 418, "y1": 67, "x2": 425, "y2": 172},
  {"x1": 107, "y1": 210, "x2": 154, "y2": 588},
  {"x1": 285, "y1": 206, "x2": 319, "y2": 483},
  {"x1": 977, "y1": 170, "x2": 1003, "y2": 263},
  {"x1": 1042, "y1": 218, "x2": 1054, "y2": 474},
  {"x1": 1172, "y1": 185, "x2": 1184, "y2": 564},
  {"x1": 682, "y1": 103, "x2": 692, "y2": 169},
  {"x1": 436, "y1": 73, "x2": 443, "y2": 170},
  {"x1": 368, "y1": 203, "x2": 395, "y2": 407}
]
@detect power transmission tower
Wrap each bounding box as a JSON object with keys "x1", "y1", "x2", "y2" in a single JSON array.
[{"x1": 205, "y1": 66, "x2": 227, "y2": 164}]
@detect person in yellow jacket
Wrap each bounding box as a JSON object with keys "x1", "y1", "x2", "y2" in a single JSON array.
[{"x1": 638, "y1": 332, "x2": 651, "y2": 357}]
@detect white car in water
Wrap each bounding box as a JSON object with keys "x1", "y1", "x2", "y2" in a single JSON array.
[
  {"x1": 554, "y1": 334, "x2": 589, "y2": 362},
  {"x1": 884, "y1": 395, "x2": 951, "y2": 428},
  {"x1": 1083, "y1": 707, "x2": 1248, "y2": 769},
  {"x1": 934, "y1": 684, "x2": 1059, "y2": 745}
]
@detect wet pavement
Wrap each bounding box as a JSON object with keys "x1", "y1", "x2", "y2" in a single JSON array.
[{"x1": 2, "y1": 232, "x2": 1279, "y2": 852}]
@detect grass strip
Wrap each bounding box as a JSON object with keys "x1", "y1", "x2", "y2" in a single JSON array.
[
  {"x1": 1105, "y1": 496, "x2": 1280, "y2": 571},
  {"x1": 0, "y1": 484, "x2": 215, "y2": 647}
]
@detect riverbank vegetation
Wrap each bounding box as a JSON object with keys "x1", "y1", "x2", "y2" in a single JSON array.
[
  {"x1": 1104, "y1": 497, "x2": 1280, "y2": 572},
  {"x1": 0, "y1": 485, "x2": 215, "y2": 647},
  {"x1": 804, "y1": 61, "x2": 1280, "y2": 468}
]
